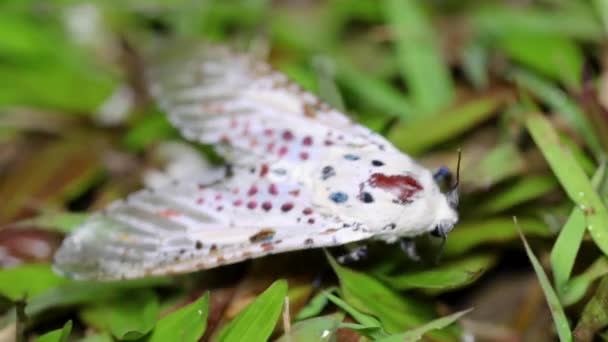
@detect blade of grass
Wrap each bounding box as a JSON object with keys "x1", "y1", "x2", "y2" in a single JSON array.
[
  {"x1": 312, "y1": 56, "x2": 346, "y2": 112},
  {"x1": 464, "y1": 142, "x2": 526, "y2": 189},
  {"x1": 376, "y1": 308, "x2": 472, "y2": 342},
  {"x1": 387, "y1": 95, "x2": 504, "y2": 154},
  {"x1": 276, "y1": 313, "x2": 344, "y2": 342},
  {"x1": 148, "y1": 292, "x2": 209, "y2": 342},
  {"x1": 383, "y1": 0, "x2": 453, "y2": 114},
  {"x1": 551, "y1": 161, "x2": 607, "y2": 298},
  {"x1": 335, "y1": 60, "x2": 415, "y2": 121},
  {"x1": 294, "y1": 287, "x2": 337, "y2": 321},
  {"x1": 562, "y1": 257, "x2": 608, "y2": 306},
  {"x1": 379, "y1": 254, "x2": 496, "y2": 293},
  {"x1": 325, "y1": 252, "x2": 457, "y2": 340},
  {"x1": 470, "y1": 5, "x2": 602, "y2": 41},
  {"x1": 0, "y1": 264, "x2": 67, "y2": 301},
  {"x1": 477, "y1": 176, "x2": 559, "y2": 215},
  {"x1": 218, "y1": 279, "x2": 287, "y2": 342},
  {"x1": 444, "y1": 217, "x2": 551, "y2": 257},
  {"x1": 500, "y1": 33, "x2": 583, "y2": 89},
  {"x1": 515, "y1": 70, "x2": 601, "y2": 155},
  {"x1": 515, "y1": 217, "x2": 572, "y2": 342},
  {"x1": 80, "y1": 290, "x2": 160, "y2": 340},
  {"x1": 594, "y1": 0, "x2": 608, "y2": 33},
  {"x1": 35, "y1": 320, "x2": 72, "y2": 342},
  {"x1": 26, "y1": 276, "x2": 171, "y2": 317},
  {"x1": 325, "y1": 292, "x2": 382, "y2": 331},
  {"x1": 525, "y1": 113, "x2": 608, "y2": 255}
]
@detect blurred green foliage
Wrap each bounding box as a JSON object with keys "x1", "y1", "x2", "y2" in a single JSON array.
[{"x1": 1, "y1": 0, "x2": 608, "y2": 341}]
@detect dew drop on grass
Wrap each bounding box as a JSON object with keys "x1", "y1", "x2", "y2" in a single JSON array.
[{"x1": 320, "y1": 330, "x2": 331, "y2": 339}]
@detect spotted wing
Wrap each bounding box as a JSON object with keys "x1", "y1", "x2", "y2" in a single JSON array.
[
  {"x1": 53, "y1": 172, "x2": 372, "y2": 280},
  {"x1": 147, "y1": 43, "x2": 394, "y2": 167}
]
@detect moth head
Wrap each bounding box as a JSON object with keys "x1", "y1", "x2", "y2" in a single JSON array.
[
  {"x1": 433, "y1": 149, "x2": 461, "y2": 210},
  {"x1": 431, "y1": 149, "x2": 461, "y2": 238}
]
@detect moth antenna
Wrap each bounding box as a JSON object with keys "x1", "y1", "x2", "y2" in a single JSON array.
[{"x1": 453, "y1": 148, "x2": 462, "y2": 190}]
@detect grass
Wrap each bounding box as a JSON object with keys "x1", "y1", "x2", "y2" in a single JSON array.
[{"x1": 1, "y1": 0, "x2": 608, "y2": 340}]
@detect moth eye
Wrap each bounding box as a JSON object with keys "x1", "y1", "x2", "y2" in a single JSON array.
[{"x1": 430, "y1": 226, "x2": 442, "y2": 237}]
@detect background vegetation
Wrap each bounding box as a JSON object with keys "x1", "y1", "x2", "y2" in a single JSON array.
[{"x1": 1, "y1": 0, "x2": 608, "y2": 341}]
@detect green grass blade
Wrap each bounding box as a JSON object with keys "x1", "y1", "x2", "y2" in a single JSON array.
[
  {"x1": 294, "y1": 287, "x2": 337, "y2": 321},
  {"x1": 336, "y1": 60, "x2": 415, "y2": 121},
  {"x1": 376, "y1": 308, "x2": 472, "y2": 342},
  {"x1": 515, "y1": 218, "x2": 572, "y2": 342},
  {"x1": 25, "y1": 277, "x2": 171, "y2": 317},
  {"x1": 148, "y1": 292, "x2": 209, "y2": 342},
  {"x1": 80, "y1": 290, "x2": 160, "y2": 340},
  {"x1": 470, "y1": 5, "x2": 603, "y2": 41},
  {"x1": 499, "y1": 33, "x2": 583, "y2": 89},
  {"x1": 515, "y1": 70, "x2": 601, "y2": 155},
  {"x1": 379, "y1": 254, "x2": 496, "y2": 293},
  {"x1": 326, "y1": 252, "x2": 457, "y2": 340},
  {"x1": 525, "y1": 113, "x2": 608, "y2": 256},
  {"x1": 276, "y1": 313, "x2": 344, "y2": 342},
  {"x1": 551, "y1": 162, "x2": 607, "y2": 298},
  {"x1": 561, "y1": 257, "x2": 608, "y2": 306},
  {"x1": 594, "y1": 0, "x2": 608, "y2": 32},
  {"x1": 325, "y1": 292, "x2": 382, "y2": 330},
  {"x1": 383, "y1": 0, "x2": 453, "y2": 114},
  {"x1": 387, "y1": 95, "x2": 503, "y2": 154},
  {"x1": 218, "y1": 280, "x2": 287, "y2": 342},
  {"x1": 0, "y1": 264, "x2": 67, "y2": 301},
  {"x1": 444, "y1": 217, "x2": 551, "y2": 257},
  {"x1": 478, "y1": 176, "x2": 558, "y2": 214},
  {"x1": 35, "y1": 320, "x2": 72, "y2": 342}
]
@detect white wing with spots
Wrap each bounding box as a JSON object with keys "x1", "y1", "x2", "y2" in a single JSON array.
[
  {"x1": 53, "y1": 171, "x2": 373, "y2": 280},
  {"x1": 147, "y1": 43, "x2": 395, "y2": 167}
]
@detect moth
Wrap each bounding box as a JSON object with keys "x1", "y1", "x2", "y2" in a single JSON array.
[{"x1": 53, "y1": 44, "x2": 459, "y2": 280}]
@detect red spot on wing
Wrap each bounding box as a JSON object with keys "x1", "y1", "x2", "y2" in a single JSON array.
[
  {"x1": 282, "y1": 130, "x2": 294, "y2": 141},
  {"x1": 302, "y1": 136, "x2": 313, "y2": 146},
  {"x1": 299, "y1": 151, "x2": 309, "y2": 160},
  {"x1": 248, "y1": 185, "x2": 258, "y2": 196},
  {"x1": 268, "y1": 184, "x2": 278, "y2": 195},
  {"x1": 278, "y1": 146, "x2": 289, "y2": 157},
  {"x1": 260, "y1": 164, "x2": 269, "y2": 177},
  {"x1": 158, "y1": 209, "x2": 180, "y2": 218},
  {"x1": 368, "y1": 173, "x2": 423, "y2": 204}
]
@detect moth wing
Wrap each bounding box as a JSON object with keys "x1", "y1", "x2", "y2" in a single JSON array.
[
  {"x1": 53, "y1": 172, "x2": 372, "y2": 280},
  {"x1": 147, "y1": 43, "x2": 395, "y2": 167}
]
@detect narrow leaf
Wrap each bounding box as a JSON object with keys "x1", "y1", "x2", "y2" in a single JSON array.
[
  {"x1": 148, "y1": 292, "x2": 209, "y2": 342},
  {"x1": 383, "y1": 0, "x2": 453, "y2": 113},
  {"x1": 35, "y1": 320, "x2": 72, "y2": 342},
  {"x1": 526, "y1": 113, "x2": 608, "y2": 256},
  {"x1": 376, "y1": 308, "x2": 472, "y2": 342},
  {"x1": 516, "y1": 218, "x2": 572, "y2": 342},
  {"x1": 218, "y1": 280, "x2": 287, "y2": 342}
]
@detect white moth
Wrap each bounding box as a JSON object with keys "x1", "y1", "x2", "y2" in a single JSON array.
[{"x1": 53, "y1": 44, "x2": 459, "y2": 280}]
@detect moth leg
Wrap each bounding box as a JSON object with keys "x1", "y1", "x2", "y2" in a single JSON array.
[
  {"x1": 400, "y1": 238, "x2": 421, "y2": 262},
  {"x1": 336, "y1": 244, "x2": 369, "y2": 265}
]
